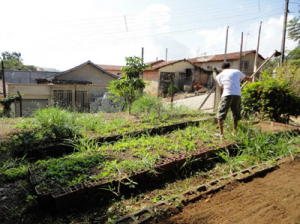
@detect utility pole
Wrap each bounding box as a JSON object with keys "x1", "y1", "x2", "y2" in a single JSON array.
[
  {"x1": 166, "y1": 48, "x2": 168, "y2": 62},
  {"x1": 280, "y1": 0, "x2": 289, "y2": 66},
  {"x1": 1, "y1": 61, "x2": 6, "y2": 97},
  {"x1": 141, "y1": 47, "x2": 144, "y2": 79},
  {"x1": 239, "y1": 32, "x2": 244, "y2": 71},
  {"x1": 253, "y1": 22, "x2": 262, "y2": 82},
  {"x1": 224, "y1": 26, "x2": 229, "y2": 63}
]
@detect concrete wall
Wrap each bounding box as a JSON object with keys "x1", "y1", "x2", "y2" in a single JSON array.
[
  {"x1": 159, "y1": 61, "x2": 195, "y2": 73},
  {"x1": 143, "y1": 71, "x2": 159, "y2": 96},
  {"x1": 159, "y1": 61, "x2": 196, "y2": 91},
  {"x1": 7, "y1": 83, "x2": 109, "y2": 116},
  {"x1": 57, "y1": 64, "x2": 116, "y2": 84},
  {"x1": 8, "y1": 84, "x2": 51, "y2": 100},
  {"x1": 4, "y1": 70, "x2": 59, "y2": 84}
]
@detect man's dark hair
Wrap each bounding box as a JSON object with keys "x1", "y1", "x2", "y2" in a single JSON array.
[{"x1": 221, "y1": 62, "x2": 230, "y2": 69}]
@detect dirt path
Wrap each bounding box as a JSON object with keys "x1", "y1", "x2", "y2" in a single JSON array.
[{"x1": 158, "y1": 157, "x2": 300, "y2": 224}]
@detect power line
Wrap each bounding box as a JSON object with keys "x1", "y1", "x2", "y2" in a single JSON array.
[
  {"x1": 20, "y1": 7, "x2": 283, "y2": 42},
  {"x1": 30, "y1": 11, "x2": 284, "y2": 54}
]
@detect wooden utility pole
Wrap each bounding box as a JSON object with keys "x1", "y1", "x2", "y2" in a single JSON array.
[
  {"x1": 17, "y1": 91, "x2": 22, "y2": 117},
  {"x1": 224, "y1": 26, "x2": 229, "y2": 63},
  {"x1": 239, "y1": 32, "x2": 244, "y2": 71},
  {"x1": 280, "y1": 0, "x2": 289, "y2": 66},
  {"x1": 253, "y1": 21, "x2": 262, "y2": 82},
  {"x1": 141, "y1": 47, "x2": 144, "y2": 79},
  {"x1": 213, "y1": 68, "x2": 221, "y2": 112},
  {"x1": 166, "y1": 48, "x2": 168, "y2": 62},
  {"x1": 1, "y1": 61, "x2": 6, "y2": 97}
]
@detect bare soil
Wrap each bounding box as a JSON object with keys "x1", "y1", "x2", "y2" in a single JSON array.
[
  {"x1": 253, "y1": 121, "x2": 300, "y2": 132},
  {"x1": 156, "y1": 157, "x2": 300, "y2": 224},
  {"x1": 0, "y1": 118, "x2": 23, "y2": 143}
]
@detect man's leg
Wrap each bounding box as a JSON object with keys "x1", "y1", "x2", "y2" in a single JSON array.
[
  {"x1": 230, "y1": 96, "x2": 242, "y2": 135},
  {"x1": 217, "y1": 96, "x2": 231, "y2": 136},
  {"x1": 218, "y1": 119, "x2": 224, "y2": 136},
  {"x1": 233, "y1": 120, "x2": 238, "y2": 135}
]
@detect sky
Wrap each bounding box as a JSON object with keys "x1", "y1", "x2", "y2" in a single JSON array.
[{"x1": 0, "y1": 0, "x2": 299, "y2": 71}]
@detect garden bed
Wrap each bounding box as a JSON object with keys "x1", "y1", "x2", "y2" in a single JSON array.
[
  {"x1": 3, "y1": 112, "x2": 214, "y2": 159},
  {"x1": 29, "y1": 142, "x2": 233, "y2": 211},
  {"x1": 27, "y1": 120, "x2": 234, "y2": 211}
]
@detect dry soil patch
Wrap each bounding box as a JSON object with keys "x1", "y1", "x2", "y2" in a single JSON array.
[{"x1": 158, "y1": 157, "x2": 300, "y2": 224}]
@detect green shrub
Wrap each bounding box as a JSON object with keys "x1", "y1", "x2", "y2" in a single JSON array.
[
  {"x1": 31, "y1": 107, "x2": 78, "y2": 139},
  {"x1": 273, "y1": 64, "x2": 300, "y2": 97},
  {"x1": 168, "y1": 84, "x2": 180, "y2": 95},
  {"x1": 3, "y1": 165, "x2": 28, "y2": 180},
  {"x1": 242, "y1": 77, "x2": 300, "y2": 123},
  {"x1": 131, "y1": 94, "x2": 163, "y2": 114}
]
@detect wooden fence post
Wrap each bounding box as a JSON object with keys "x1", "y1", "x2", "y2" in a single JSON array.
[{"x1": 213, "y1": 68, "x2": 221, "y2": 112}]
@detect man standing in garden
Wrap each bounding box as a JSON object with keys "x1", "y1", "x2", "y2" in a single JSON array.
[{"x1": 216, "y1": 62, "x2": 252, "y2": 138}]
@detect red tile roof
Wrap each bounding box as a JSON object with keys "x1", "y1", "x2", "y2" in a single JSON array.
[
  {"x1": 146, "y1": 60, "x2": 165, "y2": 66},
  {"x1": 146, "y1": 59, "x2": 190, "y2": 70},
  {"x1": 188, "y1": 50, "x2": 265, "y2": 63},
  {"x1": 97, "y1": 64, "x2": 124, "y2": 71}
]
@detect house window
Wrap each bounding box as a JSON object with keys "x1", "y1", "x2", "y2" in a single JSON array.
[
  {"x1": 75, "y1": 91, "x2": 88, "y2": 111},
  {"x1": 242, "y1": 60, "x2": 249, "y2": 70},
  {"x1": 53, "y1": 90, "x2": 72, "y2": 108}
]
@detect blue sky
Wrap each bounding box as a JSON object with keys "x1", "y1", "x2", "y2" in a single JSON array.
[{"x1": 0, "y1": 0, "x2": 299, "y2": 70}]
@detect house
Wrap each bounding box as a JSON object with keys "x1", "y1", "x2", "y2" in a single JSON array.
[
  {"x1": 188, "y1": 50, "x2": 265, "y2": 76},
  {"x1": 97, "y1": 59, "x2": 212, "y2": 97},
  {"x1": 6, "y1": 61, "x2": 119, "y2": 117},
  {"x1": 142, "y1": 59, "x2": 212, "y2": 97}
]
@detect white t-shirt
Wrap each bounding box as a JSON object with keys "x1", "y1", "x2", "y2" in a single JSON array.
[{"x1": 216, "y1": 69, "x2": 245, "y2": 97}]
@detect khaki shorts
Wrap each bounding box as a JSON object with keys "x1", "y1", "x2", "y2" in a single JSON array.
[{"x1": 217, "y1": 95, "x2": 242, "y2": 121}]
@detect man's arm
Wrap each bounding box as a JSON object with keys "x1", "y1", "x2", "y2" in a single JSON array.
[{"x1": 244, "y1": 76, "x2": 252, "y2": 82}]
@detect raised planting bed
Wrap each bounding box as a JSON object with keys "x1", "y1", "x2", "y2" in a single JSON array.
[
  {"x1": 88, "y1": 117, "x2": 216, "y2": 143},
  {"x1": 112, "y1": 155, "x2": 292, "y2": 224},
  {"x1": 8, "y1": 117, "x2": 216, "y2": 160},
  {"x1": 28, "y1": 120, "x2": 235, "y2": 211}
]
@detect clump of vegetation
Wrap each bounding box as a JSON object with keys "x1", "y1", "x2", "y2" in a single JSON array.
[
  {"x1": 131, "y1": 94, "x2": 163, "y2": 114},
  {"x1": 273, "y1": 64, "x2": 300, "y2": 97},
  {"x1": 168, "y1": 84, "x2": 180, "y2": 95},
  {"x1": 0, "y1": 94, "x2": 21, "y2": 117},
  {"x1": 131, "y1": 94, "x2": 202, "y2": 123},
  {"x1": 242, "y1": 75, "x2": 300, "y2": 123},
  {"x1": 31, "y1": 107, "x2": 78, "y2": 139}
]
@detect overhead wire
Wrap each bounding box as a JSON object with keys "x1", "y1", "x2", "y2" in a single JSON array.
[
  {"x1": 32, "y1": 11, "x2": 284, "y2": 55},
  {"x1": 23, "y1": 6, "x2": 284, "y2": 42}
]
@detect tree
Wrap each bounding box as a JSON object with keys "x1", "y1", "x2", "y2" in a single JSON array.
[
  {"x1": 287, "y1": 17, "x2": 300, "y2": 43},
  {"x1": 121, "y1": 56, "x2": 149, "y2": 78},
  {"x1": 108, "y1": 56, "x2": 149, "y2": 114},
  {"x1": 1, "y1": 52, "x2": 22, "y2": 62},
  {"x1": 0, "y1": 52, "x2": 37, "y2": 74}
]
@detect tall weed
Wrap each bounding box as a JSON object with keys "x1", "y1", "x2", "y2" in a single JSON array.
[{"x1": 31, "y1": 107, "x2": 78, "y2": 139}]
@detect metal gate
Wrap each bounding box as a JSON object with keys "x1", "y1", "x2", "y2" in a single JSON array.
[
  {"x1": 75, "y1": 91, "x2": 89, "y2": 112},
  {"x1": 53, "y1": 90, "x2": 72, "y2": 108}
]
